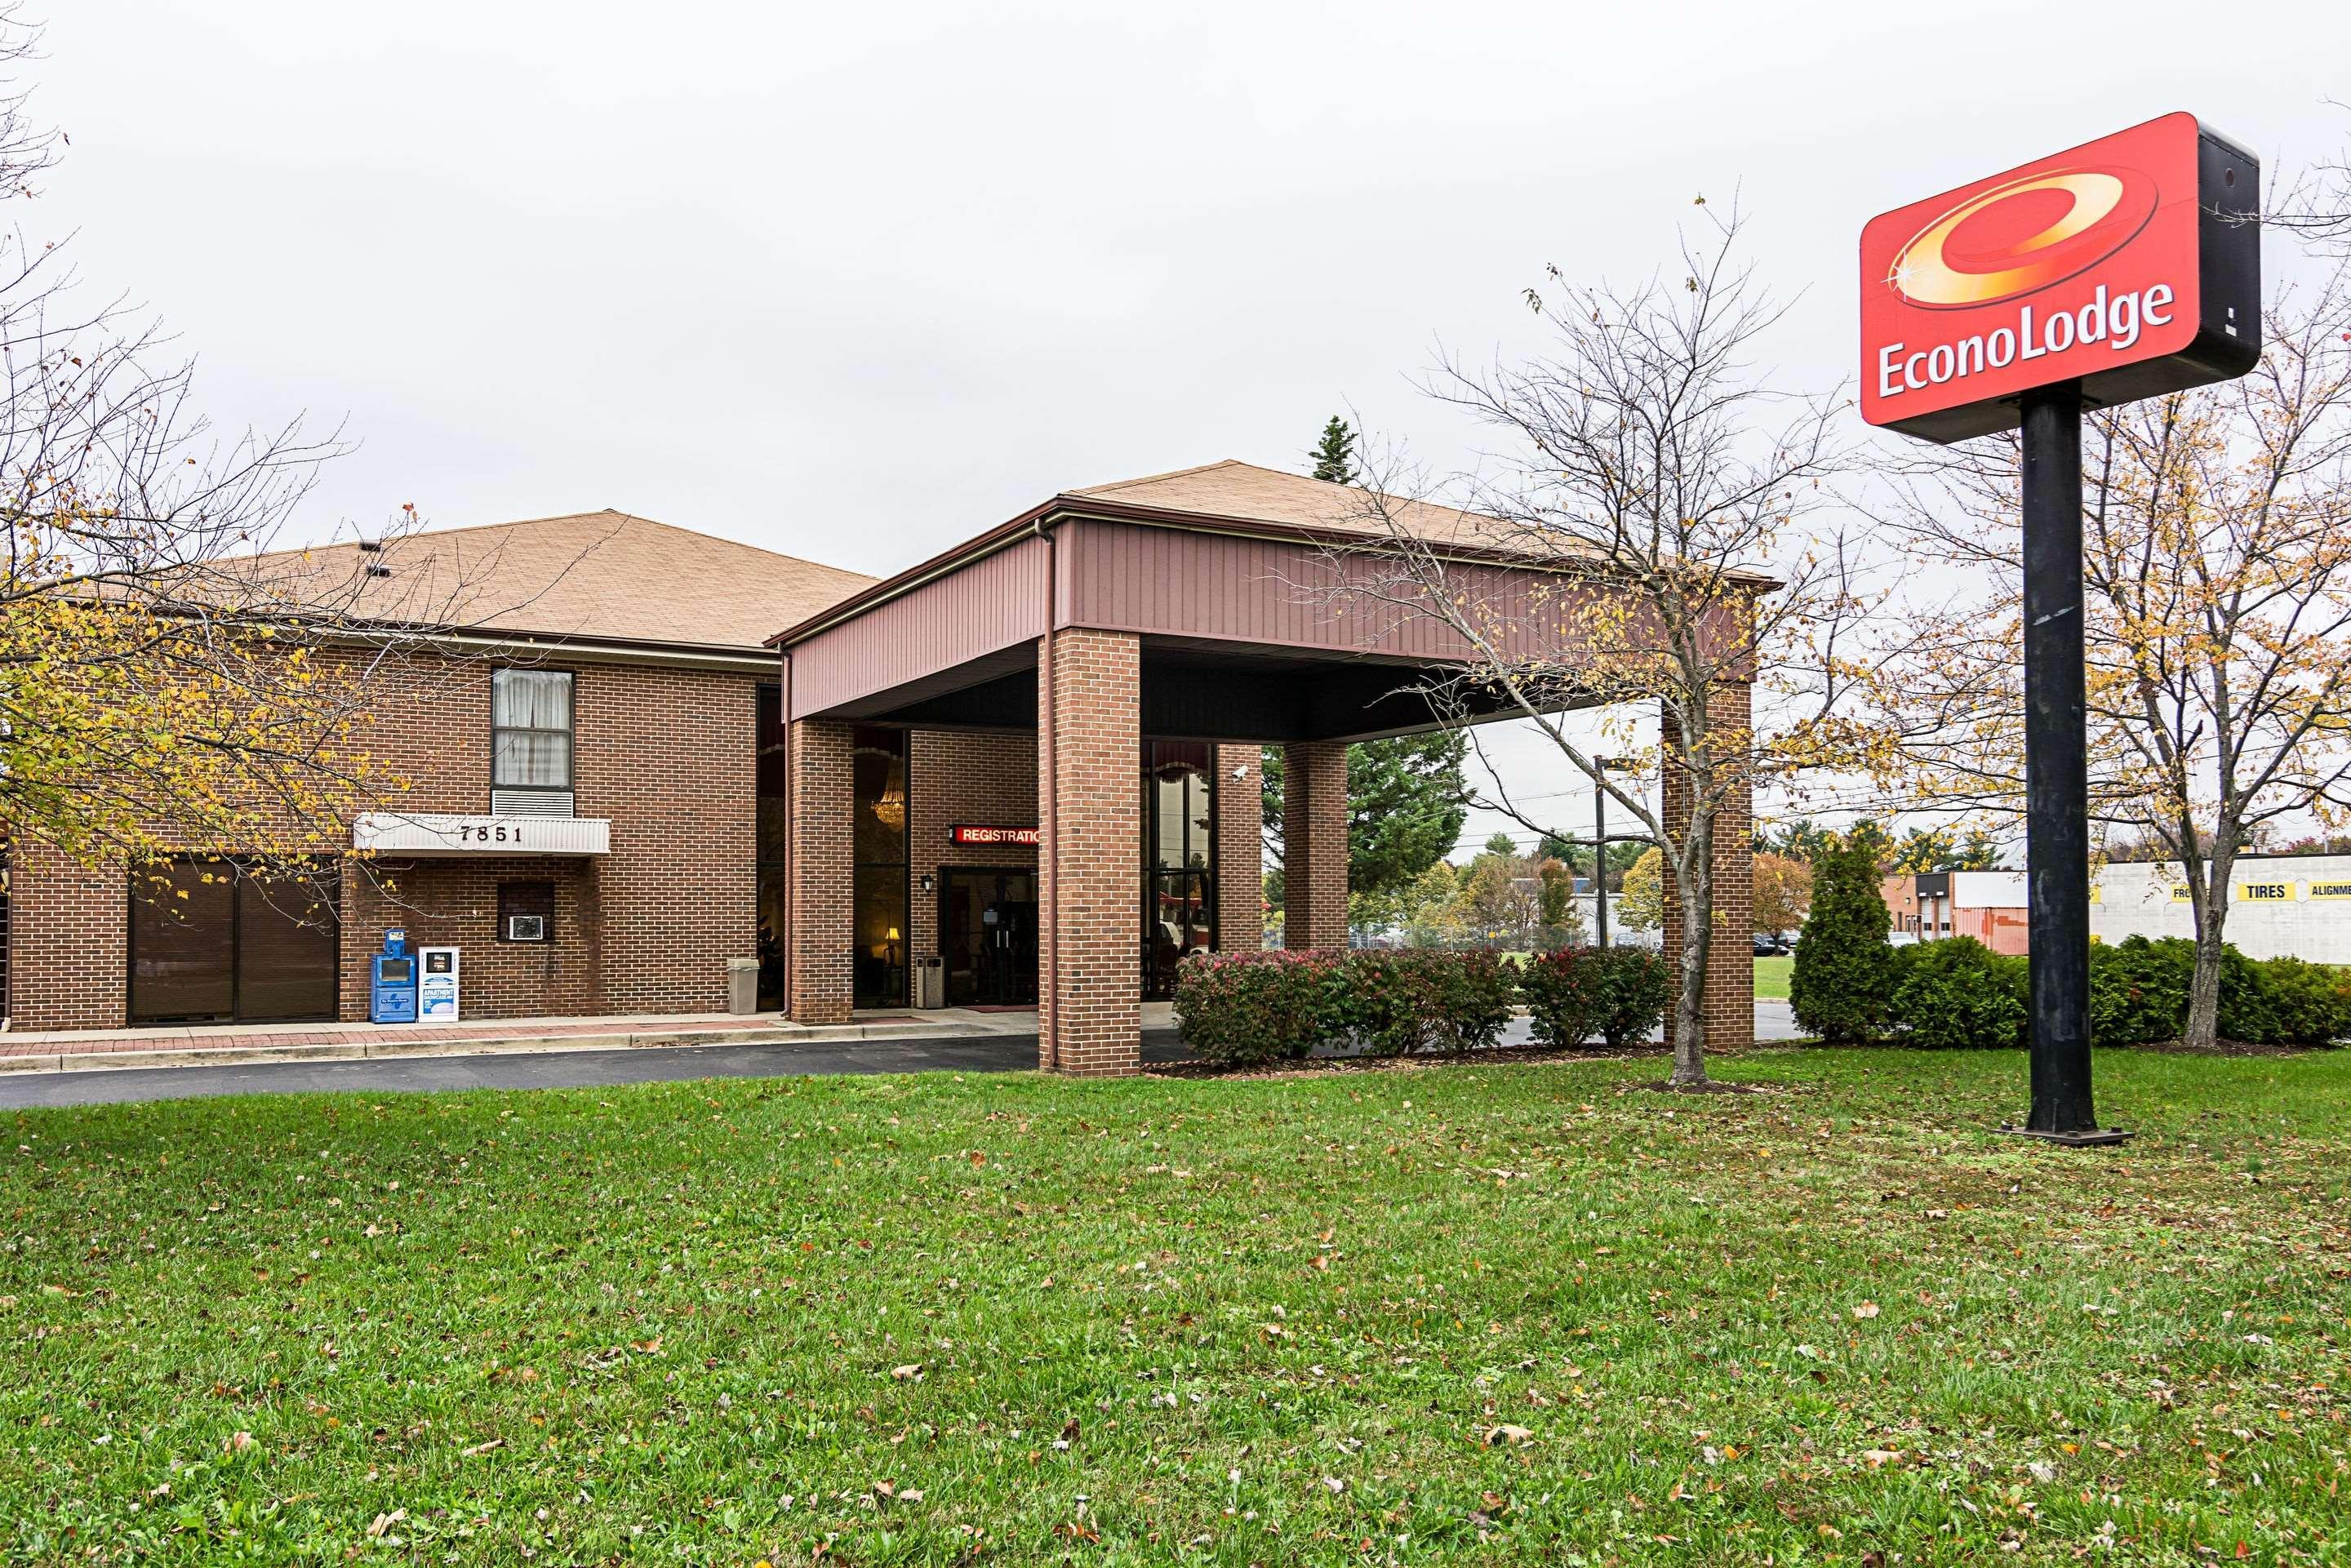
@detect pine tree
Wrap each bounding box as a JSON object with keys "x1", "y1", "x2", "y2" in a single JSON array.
[
  {"x1": 1309, "y1": 416, "x2": 1357, "y2": 484},
  {"x1": 1261, "y1": 730, "x2": 1468, "y2": 900},
  {"x1": 1788, "y1": 829, "x2": 1895, "y2": 1046}
]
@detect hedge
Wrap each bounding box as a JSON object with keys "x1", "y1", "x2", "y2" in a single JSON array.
[
  {"x1": 1175, "y1": 946, "x2": 1670, "y2": 1064},
  {"x1": 1884, "y1": 937, "x2": 2028, "y2": 1050},
  {"x1": 2085, "y1": 935, "x2": 2351, "y2": 1048},
  {"x1": 1170, "y1": 948, "x2": 1344, "y2": 1065},
  {"x1": 1519, "y1": 945, "x2": 1673, "y2": 1049},
  {"x1": 1874, "y1": 933, "x2": 2351, "y2": 1049}
]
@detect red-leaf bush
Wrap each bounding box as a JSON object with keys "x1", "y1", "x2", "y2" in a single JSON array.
[
  {"x1": 1519, "y1": 945, "x2": 1673, "y2": 1048},
  {"x1": 1340, "y1": 949, "x2": 1519, "y2": 1055},
  {"x1": 1173, "y1": 948, "x2": 1346, "y2": 1064},
  {"x1": 1174, "y1": 948, "x2": 1522, "y2": 1064}
]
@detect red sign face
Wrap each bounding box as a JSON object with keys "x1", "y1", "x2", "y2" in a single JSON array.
[
  {"x1": 949, "y1": 824, "x2": 1038, "y2": 846},
  {"x1": 1860, "y1": 113, "x2": 2205, "y2": 436}
]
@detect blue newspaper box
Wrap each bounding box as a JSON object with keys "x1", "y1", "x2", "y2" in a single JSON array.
[{"x1": 370, "y1": 930, "x2": 418, "y2": 1024}]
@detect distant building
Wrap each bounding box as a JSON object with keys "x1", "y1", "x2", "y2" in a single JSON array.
[
  {"x1": 2091, "y1": 854, "x2": 2351, "y2": 963},
  {"x1": 1881, "y1": 870, "x2": 2029, "y2": 955}
]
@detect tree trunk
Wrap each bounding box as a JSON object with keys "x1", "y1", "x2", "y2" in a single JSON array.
[
  {"x1": 2184, "y1": 847, "x2": 2234, "y2": 1050},
  {"x1": 1669, "y1": 811, "x2": 1714, "y2": 1087}
]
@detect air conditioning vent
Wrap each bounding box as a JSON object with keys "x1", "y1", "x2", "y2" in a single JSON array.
[
  {"x1": 505, "y1": 913, "x2": 547, "y2": 943},
  {"x1": 491, "y1": 789, "x2": 576, "y2": 817}
]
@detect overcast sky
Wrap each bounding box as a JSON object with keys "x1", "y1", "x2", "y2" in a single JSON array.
[{"x1": 35, "y1": 0, "x2": 2351, "y2": 855}]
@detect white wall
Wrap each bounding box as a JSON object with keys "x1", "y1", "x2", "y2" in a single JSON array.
[
  {"x1": 1951, "y1": 870, "x2": 2027, "y2": 908},
  {"x1": 2090, "y1": 855, "x2": 2351, "y2": 964}
]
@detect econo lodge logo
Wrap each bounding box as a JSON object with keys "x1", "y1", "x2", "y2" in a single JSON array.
[
  {"x1": 1886, "y1": 165, "x2": 2158, "y2": 309},
  {"x1": 1858, "y1": 113, "x2": 2223, "y2": 442}
]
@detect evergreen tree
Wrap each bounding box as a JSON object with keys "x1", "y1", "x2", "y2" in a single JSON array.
[
  {"x1": 1255, "y1": 418, "x2": 1466, "y2": 912},
  {"x1": 1789, "y1": 828, "x2": 1895, "y2": 1045},
  {"x1": 1260, "y1": 731, "x2": 1469, "y2": 901},
  {"x1": 1309, "y1": 416, "x2": 1358, "y2": 484}
]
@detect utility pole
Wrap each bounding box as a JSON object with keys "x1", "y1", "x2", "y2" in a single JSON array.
[{"x1": 1564, "y1": 757, "x2": 1641, "y2": 948}]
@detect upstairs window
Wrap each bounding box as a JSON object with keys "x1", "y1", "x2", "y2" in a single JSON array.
[{"x1": 492, "y1": 669, "x2": 575, "y2": 814}]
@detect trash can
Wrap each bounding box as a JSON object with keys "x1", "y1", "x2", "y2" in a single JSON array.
[
  {"x1": 725, "y1": 957, "x2": 759, "y2": 1015},
  {"x1": 914, "y1": 954, "x2": 945, "y2": 1009}
]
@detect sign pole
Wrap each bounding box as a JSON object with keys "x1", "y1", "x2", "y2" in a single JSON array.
[{"x1": 2016, "y1": 380, "x2": 2112, "y2": 1140}]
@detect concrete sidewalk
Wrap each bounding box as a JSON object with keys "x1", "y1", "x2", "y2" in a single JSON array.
[
  {"x1": 0, "y1": 1028, "x2": 1211, "y2": 1108},
  {"x1": 0, "y1": 1005, "x2": 1091, "y2": 1073}
]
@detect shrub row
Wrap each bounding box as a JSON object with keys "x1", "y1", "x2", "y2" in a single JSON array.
[
  {"x1": 1174, "y1": 946, "x2": 1673, "y2": 1066},
  {"x1": 1868, "y1": 934, "x2": 2351, "y2": 1050}
]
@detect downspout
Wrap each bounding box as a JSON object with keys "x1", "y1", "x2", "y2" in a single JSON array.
[
  {"x1": 1040, "y1": 518, "x2": 1060, "y2": 1072},
  {"x1": 789, "y1": 648, "x2": 799, "y2": 1019}
]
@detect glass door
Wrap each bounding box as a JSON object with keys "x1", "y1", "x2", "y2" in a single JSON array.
[{"x1": 941, "y1": 868, "x2": 1038, "y2": 1006}]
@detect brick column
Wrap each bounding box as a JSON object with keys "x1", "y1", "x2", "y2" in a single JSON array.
[
  {"x1": 1282, "y1": 740, "x2": 1349, "y2": 950},
  {"x1": 1212, "y1": 744, "x2": 1263, "y2": 952},
  {"x1": 1038, "y1": 629, "x2": 1141, "y2": 1075},
  {"x1": 786, "y1": 717, "x2": 855, "y2": 1026},
  {"x1": 1660, "y1": 683, "x2": 1754, "y2": 1055}
]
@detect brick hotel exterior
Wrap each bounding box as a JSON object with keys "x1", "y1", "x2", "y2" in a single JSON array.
[{"x1": 4, "y1": 463, "x2": 1754, "y2": 1073}]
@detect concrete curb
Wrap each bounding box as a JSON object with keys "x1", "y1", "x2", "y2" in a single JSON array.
[{"x1": 0, "y1": 1017, "x2": 1017, "y2": 1077}]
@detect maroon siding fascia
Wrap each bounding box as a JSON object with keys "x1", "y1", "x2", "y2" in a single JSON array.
[
  {"x1": 765, "y1": 491, "x2": 1776, "y2": 651},
  {"x1": 1060, "y1": 518, "x2": 1573, "y2": 663},
  {"x1": 785, "y1": 534, "x2": 1051, "y2": 719}
]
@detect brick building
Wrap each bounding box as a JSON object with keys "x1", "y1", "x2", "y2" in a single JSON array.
[
  {"x1": 1882, "y1": 868, "x2": 2030, "y2": 955},
  {"x1": 5, "y1": 510, "x2": 873, "y2": 1031},
  {"x1": 7, "y1": 461, "x2": 1757, "y2": 1073}
]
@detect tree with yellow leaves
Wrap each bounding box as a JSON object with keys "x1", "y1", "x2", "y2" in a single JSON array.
[
  {"x1": 1878, "y1": 264, "x2": 2351, "y2": 1049},
  {"x1": 0, "y1": 13, "x2": 469, "y2": 902}
]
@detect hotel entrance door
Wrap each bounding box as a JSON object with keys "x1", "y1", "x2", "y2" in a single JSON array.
[{"x1": 940, "y1": 868, "x2": 1038, "y2": 1007}]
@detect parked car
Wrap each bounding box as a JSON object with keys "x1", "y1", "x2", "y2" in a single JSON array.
[{"x1": 1753, "y1": 933, "x2": 1793, "y2": 956}]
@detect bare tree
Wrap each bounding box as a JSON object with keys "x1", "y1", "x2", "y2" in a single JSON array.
[
  {"x1": 1877, "y1": 263, "x2": 2351, "y2": 1048},
  {"x1": 1313, "y1": 207, "x2": 1873, "y2": 1087}
]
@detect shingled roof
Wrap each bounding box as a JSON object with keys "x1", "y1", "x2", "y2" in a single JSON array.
[
  {"x1": 1067, "y1": 459, "x2": 1523, "y2": 548},
  {"x1": 250, "y1": 509, "x2": 874, "y2": 653}
]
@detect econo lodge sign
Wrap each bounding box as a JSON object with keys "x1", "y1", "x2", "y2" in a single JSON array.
[{"x1": 1860, "y1": 112, "x2": 2260, "y2": 442}]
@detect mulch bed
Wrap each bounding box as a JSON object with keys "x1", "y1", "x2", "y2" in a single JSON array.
[
  {"x1": 1146, "y1": 1039, "x2": 1748, "y2": 1082},
  {"x1": 2121, "y1": 1036, "x2": 2306, "y2": 1058}
]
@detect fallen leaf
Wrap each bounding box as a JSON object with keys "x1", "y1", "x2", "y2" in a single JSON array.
[
  {"x1": 891, "y1": 1364, "x2": 923, "y2": 1381},
  {"x1": 367, "y1": 1508, "x2": 407, "y2": 1539},
  {"x1": 1483, "y1": 1424, "x2": 1534, "y2": 1446},
  {"x1": 1851, "y1": 1301, "x2": 1880, "y2": 1320}
]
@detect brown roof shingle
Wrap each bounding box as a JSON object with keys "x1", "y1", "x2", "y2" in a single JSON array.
[
  {"x1": 251, "y1": 509, "x2": 873, "y2": 651},
  {"x1": 1068, "y1": 459, "x2": 1522, "y2": 548}
]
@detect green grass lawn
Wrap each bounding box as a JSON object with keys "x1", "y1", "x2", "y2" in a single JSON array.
[
  {"x1": 6, "y1": 1050, "x2": 2349, "y2": 1565},
  {"x1": 1754, "y1": 955, "x2": 1793, "y2": 999}
]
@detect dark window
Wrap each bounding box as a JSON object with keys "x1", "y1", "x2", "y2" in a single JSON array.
[
  {"x1": 1141, "y1": 741, "x2": 1215, "y2": 1000},
  {"x1": 756, "y1": 684, "x2": 789, "y2": 1009},
  {"x1": 852, "y1": 726, "x2": 909, "y2": 1009},
  {"x1": 498, "y1": 881, "x2": 555, "y2": 942},
  {"x1": 492, "y1": 669, "x2": 575, "y2": 791}
]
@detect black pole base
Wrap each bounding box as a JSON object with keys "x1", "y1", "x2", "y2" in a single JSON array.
[{"x1": 1996, "y1": 1123, "x2": 2135, "y2": 1148}]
